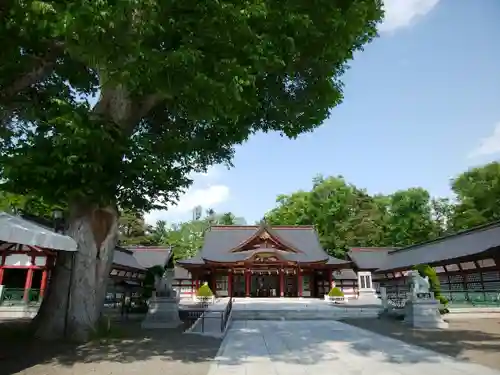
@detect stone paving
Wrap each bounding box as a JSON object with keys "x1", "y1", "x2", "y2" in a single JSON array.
[
  {"x1": 0, "y1": 323, "x2": 222, "y2": 375},
  {"x1": 208, "y1": 320, "x2": 500, "y2": 375}
]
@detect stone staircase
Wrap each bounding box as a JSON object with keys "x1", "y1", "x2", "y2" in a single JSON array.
[{"x1": 231, "y1": 306, "x2": 381, "y2": 321}]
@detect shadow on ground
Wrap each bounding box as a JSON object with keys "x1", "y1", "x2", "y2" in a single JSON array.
[
  {"x1": 2, "y1": 316, "x2": 500, "y2": 374},
  {"x1": 0, "y1": 318, "x2": 221, "y2": 375},
  {"x1": 342, "y1": 317, "x2": 500, "y2": 370}
]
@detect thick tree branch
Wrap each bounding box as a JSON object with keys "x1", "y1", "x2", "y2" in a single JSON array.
[
  {"x1": 0, "y1": 41, "x2": 65, "y2": 101},
  {"x1": 93, "y1": 86, "x2": 162, "y2": 134}
]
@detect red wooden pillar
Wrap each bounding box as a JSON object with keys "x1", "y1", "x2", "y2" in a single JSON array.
[
  {"x1": 211, "y1": 270, "x2": 217, "y2": 294},
  {"x1": 0, "y1": 254, "x2": 5, "y2": 285},
  {"x1": 228, "y1": 270, "x2": 233, "y2": 297},
  {"x1": 328, "y1": 269, "x2": 333, "y2": 290},
  {"x1": 298, "y1": 268, "x2": 302, "y2": 297},
  {"x1": 39, "y1": 269, "x2": 48, "y2": 298},
  {"x1": 23, "y1": 268, "x2": 34, "y2": 301},
  {"x1": 245, "y1": 269, "x2": 250, "y2": 297},
  {"x1": 280, "y1": 269, "x2": 284, "y2": 297}
]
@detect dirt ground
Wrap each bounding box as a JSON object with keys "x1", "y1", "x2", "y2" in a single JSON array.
[
  {"x1": 342, "y1": 317, "x2": 500, "y2": 371},
  {"x1": 0, "y1": 320, "x2": 222, "y2": 375}
]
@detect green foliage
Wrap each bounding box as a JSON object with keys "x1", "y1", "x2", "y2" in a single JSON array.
[
  {"x1": 386, "y1": 188, "x2": 439, "y2": 247},
  {"x1": 265, "y1": 165, "x2": 500, "y2": 257},
  {"x1": 328, "y1": 287, "x2": 344, "y2": 297},
  {"x1": 196, "y1": 282, "x2": 214, "y2": 297},
  {"x1": 0, "y1": 191, "x2": 57, "y2": 219},
  {"x1": 0, "y1": 0, "x2": 384, "y2": 213},
  {"x1": 414, "y1": 264, "x2": 448, "y2": 305},
  {"x1": 118, "y1": 210, "x2": 152, "y2": 245},
  {"x1": 451, "y1": 162, "x2": 500, "y2": 230},
  {"x1": 265, "y1": 176, "x2": 437, "y2": 257}
]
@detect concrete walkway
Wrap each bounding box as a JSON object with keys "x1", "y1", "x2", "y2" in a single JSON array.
[{"x1": 208, "y1": 320, "x2": 500, "y2": 375}]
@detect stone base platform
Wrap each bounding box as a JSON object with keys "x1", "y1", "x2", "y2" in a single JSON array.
[
  {"x1": 142, "y1": 297, "x2": 183, "y2": 329},
  {"x1": 404, "y1": 298, "x2": 449, "y2": 329}
]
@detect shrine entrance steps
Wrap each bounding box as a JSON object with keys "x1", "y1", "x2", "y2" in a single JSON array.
[{"x1": 230, "y1": 297, "x2": 381, "y2": 321}]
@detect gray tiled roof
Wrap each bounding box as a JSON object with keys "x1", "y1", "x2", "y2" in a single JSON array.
[
  {"x1": 333, "y1": 269, "x2": 358, "y2": 280},
  {"x1": 174, "y1": 266, "x2": 191, "y2": 279},
  {"x1": 113, "y1": 247, "x2": 145, "y2": 271},
  {"x1": 128, "y1": 246, "x2": 172, "y2": 268},
  {"x1": 198, "y1": 226, "x2": 336, "y2": 263},
  {"x1": 326, "y1": 256, "x2": 351, "y2": 266},
  {"x1": 378, "y1": 221, "x2": 500, "y2": 271},
  {"x1": 177, "y1": 254, "x2": 205, "y2": 265},
  {"x1": 347, "y1": 248, "x2": 394, "y2": 270}
]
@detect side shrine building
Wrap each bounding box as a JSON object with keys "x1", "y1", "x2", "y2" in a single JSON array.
[{"x1": 177, "y1": 224, "x2": 351, "y2": 298}]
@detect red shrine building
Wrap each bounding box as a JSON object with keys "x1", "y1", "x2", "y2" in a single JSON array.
[{"x1": 177, "y1": 224, "x2": 351, "y2": 298}]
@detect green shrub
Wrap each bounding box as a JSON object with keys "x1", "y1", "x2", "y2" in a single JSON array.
[
  {"x1": 328, "y1": 287, "x2": 344, "y2": 297},
  {"x1": 414, "y1": 264, "x2": 448, "y2": 305},
  {"x1": 196, "y1": 282, "x2": 214, "y2": 297}
]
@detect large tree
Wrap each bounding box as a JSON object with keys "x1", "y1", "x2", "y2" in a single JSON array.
[{"x1": 0, "y1": 1, "x2": 384, "y2": 340}]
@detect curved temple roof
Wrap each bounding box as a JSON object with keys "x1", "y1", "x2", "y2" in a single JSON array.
[{"x1": 177, "y1": 224, "x2": 350, "y2": 267}]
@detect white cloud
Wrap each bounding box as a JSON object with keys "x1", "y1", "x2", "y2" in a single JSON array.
[
  {"x1": 144, "y1": 167, "x2": 230, "y2": 225},
  {"x1": 379, "y1": 0, "x2": 440, "y2": 33},
  {"x1": 468, "y1": 122, "x2": 500, "y2": 159}
]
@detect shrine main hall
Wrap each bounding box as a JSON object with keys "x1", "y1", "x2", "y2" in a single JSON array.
[{"x1": 177, "y1": 224, "x2": 351, "y2": 298}]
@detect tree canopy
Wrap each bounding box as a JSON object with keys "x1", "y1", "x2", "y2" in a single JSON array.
[
  {"x1": 1, "y1": 0, "x2": 384, "y2": 214},
  {"x1": 265, "y1": 161, "x2": 500, "y2": 258}
]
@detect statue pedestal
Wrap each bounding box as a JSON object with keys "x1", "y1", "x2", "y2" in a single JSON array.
[
  {"x1": 141, "y1": 296, "x2": 182, "y2": 329},
  {"x1": 356, "y1": 289, "x2": 381, "y2": 306},
  {"x1": 404, "y1": 298, "x2": 448, "y2": 329}
]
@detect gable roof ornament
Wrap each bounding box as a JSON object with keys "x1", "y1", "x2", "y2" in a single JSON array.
[{"x1": 229, "y1": 222, "x2": 302, "y2": 254}]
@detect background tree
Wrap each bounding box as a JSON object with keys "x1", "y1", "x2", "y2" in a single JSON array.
[
  {"x1": 118, "y1": 210, "x2": 151, "y2": 245},
  {"x1": 0, "y1": 191, "x2": 55, "y2": 219},
  {"x1": 430, "y1": 197, "x2": 454, "y2": 237},
  {"x1": 218, "y1": 212, "x2": 236, "y2": 225},
  {"x1": 385, "y1": 188, "x2": 438, "y2": 247},
  {"x1": 451, "y1": 161, "x2": 500, "y2": 229},
  {"x1": 266, "y1": 176, "x2": 389, "y2": 257},
  {"x1": 266, "y1": 177, "x2": 443, "y2": 257}
]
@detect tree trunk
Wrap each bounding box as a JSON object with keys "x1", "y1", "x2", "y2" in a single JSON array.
[{"x1": 33, "y1": 205, "x2": 118, "y2": 341}]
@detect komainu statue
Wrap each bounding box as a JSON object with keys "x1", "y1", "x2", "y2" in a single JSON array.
[{"x1": 408, "y1": 270, "x2": 430, "y2": 297}]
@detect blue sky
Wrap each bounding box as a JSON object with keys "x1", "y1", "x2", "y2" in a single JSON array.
[{"x1": 146, "y1": 0, "x2": 500, "y2": 225}]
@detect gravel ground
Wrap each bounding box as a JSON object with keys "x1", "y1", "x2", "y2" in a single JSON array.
[
  {"x1": 342, "y1": 317, "x2": 500, "y2": 371},
  {"x1": 0, "y1": 320, "x2": 222, "y2": 375}
]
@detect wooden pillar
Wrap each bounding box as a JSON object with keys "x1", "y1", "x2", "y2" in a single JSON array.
[
  {"x1": 280, "y1": 269, "x2": 284, "y2": 297},
  {"x1": 0, "y1": 253, "x2": 5, "y2": 285},
  {"x1": 39, "y1": 269, "x2": 48, "y2": 298},
  {"x1": 297, "y1": 268, "x2": 302, "y2": 297},
  {"x1": 228, "y1": 270, "x2": 233, "y2": 297},
  {"x1": 211, "y1": 270, "x2": 217, "y2": 294},
  {"x1": 23, "y1": 268, "x2": 34, "y2": 302},
  {"x1": 309, "y1": 271, "x2": 314, "y2": 297},
  {"x1": 328, "y1": 268, "x2": 333, "y2": 290},
  {"x1": 245, "y1": 269, "x2": 250, "y2": 297}
]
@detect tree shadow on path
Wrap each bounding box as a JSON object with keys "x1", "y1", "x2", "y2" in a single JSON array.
[
  {"x1": 0, "y1": 320, "x2": 222, "y2": 375},
  {"x1": 342, "y1": 317, "x2": 500, "y2": 371}
]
